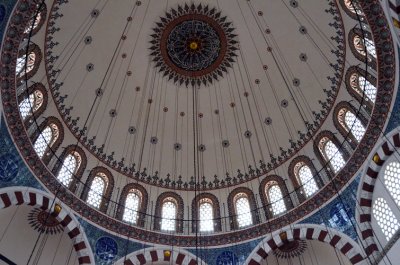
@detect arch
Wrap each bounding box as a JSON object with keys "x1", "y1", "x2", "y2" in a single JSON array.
[
  {"x1": 338, "y1": 0, "x2": 364, "y2": 20},
  {"x1": 259, "y1": 175, "x2": 293, "y2": 219},
  {"x1": 17, "y1": 82, "x2": 48, "y2": 123},
  {"x1": 116, "y1": 183, "x2": 148, "y2": 227},
  {"x1": 333, "y1": 101, "x2": 368, "y2": 149},
  {"x1": 244, "y1": 224, "x2": 365, "y2": 265},
  {"x1": 31, "y1": 116, "x2": 64, "y2": 165},
  {"x1": 0, "y1": 187, "x2": 93, "y2": 264},
  {"x1": 52, "y1": 145, "x2": 87, "y2": 192},
  {"x1": 23, "y1": 2, "x2": 47, "y2": 37},
  {"x1": 345, "y1": 66, "x2": 377, "y2": 113},
  {"x1": 81, "y1": 167, "x2": 114, "y2": 213},
  {"x1": 16, "y1": 42, "x2": 42, "y2": 83},
  {"x1": 192, "y1": 193, "x2": 222, "y2": 233},
  {"x1": 357, "y1": 129, "x2": 400, "y2": 258},
  {"x1": 154, "y1": 191, "x2": 184, "y2": 232},
  {"x1": 227, "y1": 187, "x2": 260, "y2": 230},
  {"x1": 349, "y1": 28, "x2": 377, "y2": 69},
  {"x1": 114, "y1": 247, "x2": 204, "y2": 265},
  {"x1": 288, "y1": 156, "x2": 324, "y2": 203},
  {"x1": 314, "y1": 130, "x2": 350, "y2": 176}
]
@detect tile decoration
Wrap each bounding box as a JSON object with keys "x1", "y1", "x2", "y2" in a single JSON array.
[
  {"x1": 385, "y1": 52, "x2": 400, "y2": 134},
  {"x1": 300, "y1": 174, "x2": 361, "y2": 241},
  {"x1": 0, "y1": 122, "x2": 43, "y2": 190}
]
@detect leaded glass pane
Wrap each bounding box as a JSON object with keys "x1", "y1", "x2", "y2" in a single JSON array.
[
  {"x1": 161, "y1": 200, "x2": 176, "y2": 231},
  {"x1": 33, "y1": 126, "x2": 52, "y2": 158},
  {"x1": 24, "y1": 12, "x2": 42, "y2": 34},
  {"x1": 298, "y1": 165, "x2": 318, "y2": 197},
  {"x1": 384, "y1": 162, "x2": 400, "y2": 207},
  {"x1": 358, "y1": 76, "x2": 376, "y2": 103},
  {"x1": 19, "y1": 94, "x2": 35, "y2": 120},
  {"x1": 199, "y1": 202, "x2": 214, "y2": 232},
  {"x1": 324, "y1": 140, "x2": 345, "y2": 173},
  {"x1": 344, "y1": 111, "x2": 365, "y2": 142},
  {"x1": 268, "y1": 185, "x2": 286, "y2": 216},
  {"x1": 123, "y1": 191, "x2": 141, "y2": 224},
  {"x1": 235, "y1": 195, "x2": 252, "y2": 228},
  {"x1": 344, "y1": 0, "x2": 363, "y2": 15},
  {"x1": 373, "y1": 198, "x2": 399, "y2": 241},
  {"x1": 57, "y1": 154, "x2": 77, "y2": 187},
  {"x1": 16, "y1": 52, "x2": 36, "y2": 77},
  {"x1": 87, "y1": 176, "x2": 106, "y2": 209}
]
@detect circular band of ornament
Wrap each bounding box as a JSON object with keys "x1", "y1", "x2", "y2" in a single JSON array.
[{"x1": 150, "y1": 4, "x2": 238, "y2": 86}]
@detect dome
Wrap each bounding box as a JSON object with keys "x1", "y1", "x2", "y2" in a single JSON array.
[{"x1": 0, "y1": 0, "x2": 399, "y2": 263}]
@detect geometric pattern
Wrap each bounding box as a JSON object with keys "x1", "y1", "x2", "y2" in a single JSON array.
[
  {"x1": 150, "y1": 4, "x2": 238, "y2": 86},
  {"x1": 121, "y1": 248, "x2": 202, "y2": 265}
]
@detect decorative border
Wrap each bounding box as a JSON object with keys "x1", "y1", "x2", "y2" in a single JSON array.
[
  {"x1": 0, "y1": 187, "x2": 93, "y2": 264},
  {"x1": 0, "y1": 0, "x2": 396, "y2": 246},
  {"x1": 244, "y1": 224, "x2": 365, "y2": 265}
]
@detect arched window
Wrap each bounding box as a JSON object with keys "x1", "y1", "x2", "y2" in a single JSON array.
[
  {"x1": 199, "y1": 198, "x2": 214, "y2": 232},
  {"x1": 86, "y1": 173, "x2": 107, "y2": 209},
  {"x1": 19, "y1": 90, "x2": 44, "y2": 120},
  {"x1": 318, "y1": 137, "x2": 346, "y2": 173},
  {"x1": 266, "y1": 183, "x2": 286, "y2": 216},
  {"x1": 33, "y1": 123, "x2": 59, "y2": 158},
  {"x1": 343, "y1": 0, "x2": 363, "y2": 16},
  {"x1": 353, "y1": 34, "x2": 376, "y2": 59},
  {"x1": 122, "y1": 189, "x2": 142, "y2": 224},
  {"x1": 349, "y1": 72, "x2": 376, "y2": 103},
  {"x1": 296, "y1": 164, "x2": 318, "y2": 197},
  {"x1": 349, "y1": 29, "x2": 376, "y2": 68},
  {"x1": 384, "y1": 162, "x2": 400, "y2": 206},
  {"x1": 16, "y1": 52, "x2": 36, "y2": 78},
  {"x1": 57, "y1": 152, "x2": 81, "y2": 187},
  {"x1": 161, "y1": 198, "x2": 178, "y2": 231},
  {"x1": 234, "y1": 193, "x2": 252, "y2": 228},
  {"x1": 337, "y1": 107, "x2": 366, "y2": 143},
  {"x1": 373, "y1": 198, "x2": 399, "y2": 241},
  {"x1": 23, "y1": 3, "x2": 46, "y2": 36}
]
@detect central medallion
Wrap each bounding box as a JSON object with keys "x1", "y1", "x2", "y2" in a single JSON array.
[{"x1": 150, "y1": 4, "x2": 238, "y2": 86}]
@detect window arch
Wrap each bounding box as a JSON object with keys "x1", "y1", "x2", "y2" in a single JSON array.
[
  {"x1": 339, "y1": 0, "x2": 364, "y2": 19},
  {"x1": 227, "y1": 187, "x2": 260, "y2": 230},
  {"x1": 116, "y1": 183, "x2": 148, "y2": 227},
  {"x1": 82, "y1": 167, "x2": 114, "y2": 213},
  {"x1": 333, "y1": 102, "x2": 367, "y2": 148},
  {"x1": 154, "y1": 192, "x2": 184, "y2": 232},
  {"x1": 16, "y1": 43, "x2": 42, "y2": 82},
  {"x1": 349, "y1": 28, "x2": 376, "y2": 68},
  {"x1": 23, "y1": 3, "x2": 47, "y2": 37},
  {"x1": 345, "y1": 66, "x2": 376, "y2": 112},
  {"x1": 192, "y1": 193, "x2": 222, "y2": 233},
  {"x1": 259, "y1": 176, "x2": 293, "y2": 219},
  {"x1": 18, "y1": 83, "x2": 47, "y2": 122},
  {"x1": 383, "y1": 162, "x2": 400, "y2": 207},
  {"x1": 52, "y1": 145, "x2": 87, "y2": 192},
  {"x1": 32, "y1": 117, "x2": 63, "y2": 164},
  {"x1": 289, "y1": 156, "x2": 323, "y2": 202},
  {"x1": 373, "y1": 198, "x2": 400, "y2": 241},
  {"x1": 314, "y1": 131, "x2": 350, "y2": 175}
]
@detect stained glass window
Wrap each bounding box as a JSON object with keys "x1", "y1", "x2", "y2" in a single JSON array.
[
  {"x1": 123, "y1": 190, "x2": 141, "y2": 224},
  {"x1": 319, "y1": 138, "x2": 346, "y2": 173},
  {"x1": 353, "y1": 34, "x2": 376, "y2": 60},
  {"x1": 373, "y1": 198, "x2": 399, "y2": 241},
  {"x1": 16, "y1": 52, "x2": 36, "y2": 77},
  {"x1": 199, "y1": 199, "x2": 214, "y2": 232},
  {"x1": 297, "y1": 164, "x2": 318, "y2": 197},
  {"x1": 234, "y1": 194, "x2": 252, "y2": 228},
  {"x1": 161, "y1": 199, "x2": 177, "y2": 231},
  {"x1": 268, "y1": 184, "x2": 286, "y2": 216},
  {"x1": 33, "y1": 125, "x2": 58, "y2": 158},
  {"x1": 57, "y1": 153, "x2": 80, "y2": 187},
  {"x1": 87, "y1": 175, "x2": 106, "y2": 209},
  {"x1": 384, "y1": 162, "x2": 400, "y2": 207}
]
